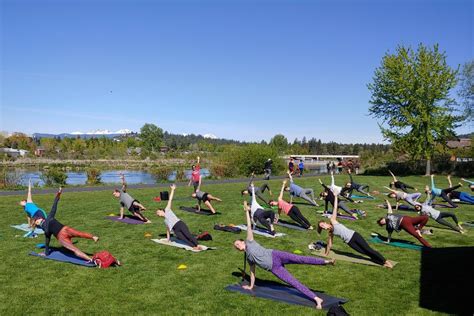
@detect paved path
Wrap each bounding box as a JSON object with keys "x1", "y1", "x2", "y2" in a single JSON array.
[{"x1": 0, "y1": 174, "x2": 323, "y2": 196}]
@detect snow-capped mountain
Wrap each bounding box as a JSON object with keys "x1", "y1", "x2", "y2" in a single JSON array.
[
  {"x1": 33, "y1": 129, "x2": 134, "y2": 140},
  {"x1": 70, "y1": 129, "x2": 133, "y2": 135},
  {"x1": 203, "y1": 133, "x2": 217, "y2": 139}
]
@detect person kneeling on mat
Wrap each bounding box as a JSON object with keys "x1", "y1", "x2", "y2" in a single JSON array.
[
  {"x1": 191, "y1": 184, "x2": 222, "y2": 214},
  {"x1": 285, "y1": 171, "x2": 319, "y2": 206},
  {"x1": 318, "y1": 195, "x2": 393, "y2": 268},
  {"x1": 156, "y1": 184, "x2": 204, "y2": 251},
  {"x1": 233, "y1": 205, "x2": 335, "y2": 310},
  {"x1": 243, "y1": 184, "x2": 276, "y2": 235},
  {"x1": 33, "y1": 187, "x2": 99, "y2": 262},
  {"x1": 377, "y1": 200, "x2": 431, "y2": 248},
  {"x1": 19, "y1": 179, "x2": 47, "y2": 230},
  {"x1": 269, "y1": 180, "x2": 313, "y2": 230},
  {"x1": 112, "y1": 173, "x2": 150, "y2": 223}
]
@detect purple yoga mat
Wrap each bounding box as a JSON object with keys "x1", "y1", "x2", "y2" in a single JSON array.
[
  {"x1": 105, "y1": 216, "x2": 145, "y2": 224},
  {"x1": 322, "y1": 213, "x2": 356, "y2": 221}
]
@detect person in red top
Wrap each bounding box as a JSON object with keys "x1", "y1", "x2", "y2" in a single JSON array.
[
  {"x1": 288, "y1": 158, "x2": 295, "y2": 175},
  {"x1": 188, "y1": 156, "x2": 201, "y2": 192},
  {"x1": 269, "y1": 180, "x2": 313, "y2": 230}
]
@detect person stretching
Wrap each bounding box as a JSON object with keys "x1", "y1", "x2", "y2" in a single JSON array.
[
  {"x1": 388, "y1": 170, "x2": 416, "y2": 192},
  {"x1": 188, "y1": 156, "x2": 201, "y2": 193},
  {"x1": 414, "y1": 193, "x2": 464, "y2": 233},
  {"x1": 156, "y1": 184, "x2": 204, "y2": 251},
  {"x1": 191, "y1": 185, "x2": 222, "y2": 214},
  {"x1": 319, "y1": 179, "x2": 357, "y2": 219},
  {"x1": 318, "y1": 195, "x2": 393, "y2": 268},
  {"x1": 241, "y1": 173, "x2": 273, "y2": 205},
  {"x1": 244, "y1": 184, "x2": 276, "y2": 235},
  {"x1": 461, "y1": 178, "x2": 474, "y2": 191},
  {"x1": 285, "y1": 171, "x2": 318, "y2": 206},
  {"x1": 427, "y1": 175, "x2": 461, "y2": 208},
  {"x1": 446, "y1": 176, "x2": 474, "y2": 204},
  {"x1": 385, "y1": 186, "x2": 422, "y2": 209},
  {"x1": 233, "y1": 206, "x2": 335, "y2": 309},
  {"x1": 33, "y1": 188, "x2": 99, "y2": 261},
  {"x1": 377, "y1": 200, "x2": 431, "y2": 248},
  {"x1": 328, "y1": 171, "x2": 343, "y2": 196},
  {"x1": 341, "y1": 170, "x2": 371, "y2": 197},
  {"x1": 112, "y1": 174, "x2": 150, "y2": 223},
  {"x1": 269, "y1": 180, "x2": 313, "y2": 230},
  {"x1": 19, "y1": 179, "x2": 47, "y2": 228}
]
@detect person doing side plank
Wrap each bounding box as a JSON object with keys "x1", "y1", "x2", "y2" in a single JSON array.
[
  {"x1": 156, "y1": 184, "x2": 204, "y2": 250},
  {"x1": 341, "y1": 170, "x2": 371, "y2": 197},
  {"x1": 446, "y1": 176, "x2": 474, "y2": 204},
  {"x1": 377, "y1": 200, "x2": 431, "y2": 248},
  {"x1": 461, "y1": 178, "x2": 474, "y2": 191},
  {"x1": 319, "y1": 179, "x2": 357, "y2": 219},
  {"x1": 34, "y1": 188, "x2": 99, "y2": 261},
  {"x1": 241, "y1": 173, "x2": 273, "y2": 205},
  {"x1": 233, "y1": 206, "x2": 335, "y2": 310},
  {"x1": 385, "y1": 186, "x2": 422, "y2": 209},
  {"x1": 191, "y1": 184, "x2": 222, "y2": 214},
  {"x1": 285, "y1": 171, "x2": 318, "y2": 206},
  {"x1": 269, "y1": 180, "x2": 313, "y2": 230},
  {"x1": 112, "y1": 174, "x2": 150, "y2": 223},
  {"x1": 19, "y1": 179, "x2": 47, "y2": 228},
  {"x1": 318, "y1": 195, "x2": 393, "y2": 268},
  {"x1": 427, "y1": 175, "x2": 460, "y2": 208},
  {"x1": 414, "y1": 192, "x2": 464, "y2": 233},
  {"x1": 243, "y1": 184, "x2": 276, "y2": 235},
  {"x1": 388, "y1": 170, "x2": 416, "y2": 193}
]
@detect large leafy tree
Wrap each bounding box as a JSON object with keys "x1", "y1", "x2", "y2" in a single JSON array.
[
  {"x1": 140, "y1": 123, "x2": 164, "y2": 153},
  {"x1": 368, "y1": 44, "x2": 460, "y2": 175},
  {"x1": 269, "y1": 134, "x2": 288, "y2": 153},
  {"x1": 458, "y1": 60, "x2": 474, "y2": 122}
]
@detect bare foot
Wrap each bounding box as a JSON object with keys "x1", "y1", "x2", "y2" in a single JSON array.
[
  {"x1": 384, "y1": 260, "x2": 393, "y2": 269},
  {"x1": 326, "y1": 258, "x2": 336, "y2": 265},
  {"x1": 93, "y1": 236, "x2": 99, "y2": 243},
  {"x1": 145, "y1": 220, "x2": 152, "y2": 224},
  {"x1": 314, "y1": 296, "x2": 323, "y2": 309}
]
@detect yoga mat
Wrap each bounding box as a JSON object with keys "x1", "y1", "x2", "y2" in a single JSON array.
[
  {"x1": 179, "y1": 206, "x2": 221, "y2": 216},
  {"x1": 311, "y1": 248, "x2": 398, "y2": 267},
  {"x1": 11, "y1": 224, "x2": 44, "y2": 234},
  {"x1": 225, "y1": 281, "x2": 348, "y2": 310},
  {"x1": 431, "y1": 203, "x2": 456, "y2": 209},
  {"x1": 235, "y1": 225, "x2": 286, "y2": 238},
  {"x1": 369, "y1": 234, "x2": 423, "y2": 251},
  {"x1": 462, "y1": 221, "x2": 474, "y2": 228},
  {"x1": 350, "y1": 194, "x2": 375, "y2": 200},
  {"x1": 151, "y1": 238, "x2": 216, "y2": 252},
  {"x1": 321, "y1": 213, "x2": 356, "y2": 221},
  {"x1": 275, "y1": 220, "x2": 308, "y2": 231},
  {"x1": 105, "y1": 216, "x2": 145, "y2": 225},
  {"x1": 377, "y1": 204, "x2": 416, "y2": 212},
  {"x1": 29, "y1": 250, "x2": 96, "y2": 267}
]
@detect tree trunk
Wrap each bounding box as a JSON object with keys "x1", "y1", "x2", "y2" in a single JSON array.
[{"x1": 425, "y1": 159, "x2": 431, "y2": 176}]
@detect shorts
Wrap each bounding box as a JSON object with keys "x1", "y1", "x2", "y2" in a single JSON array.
[
  {"x1": 32, "y1": 210, "x2": 46, "y2": 219},
  {"x1": 128, "y1": 200, "x2": 141, "y2": 213},
  {"x1": 200, "y1": 193, "x2": 209, "y2": 203}
]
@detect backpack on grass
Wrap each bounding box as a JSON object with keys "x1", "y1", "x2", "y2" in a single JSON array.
[{"x1": 93, "y1": 251, "x2": 120, "y2": 268}]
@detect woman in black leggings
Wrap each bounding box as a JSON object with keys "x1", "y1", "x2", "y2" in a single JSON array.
[
  {"x1": 317, "y1": 195, "x2": 393, "y2": 268},
  {"x1": 156, "y1": 184, "x2": 203, "y2": 251},
  {"x1": 389, "y1": 170, "x2": 416, "y2": 192}
]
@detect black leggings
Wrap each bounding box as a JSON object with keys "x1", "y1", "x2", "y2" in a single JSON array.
[
  {"x1": 347, "y1": 232, "x2": 386, "y2": 265},
  {"x1": 288, "y1": 206, "x2": 311, "y2": 229},
  {"x1": 254, "y1": 209, "x2": 275, "y2": 232},
  {"x1": 396, "y1": 182, "x2": 414, "y2": 193},
  {"x1": 440, "y1": 185, "x2": 461, "y2": 208},
  {"x1": 173, "y1": 221, "x2": 198, "y2": 247},
  {"x1": 436, "y1": 212, "x2": 460, "y2": 232}
]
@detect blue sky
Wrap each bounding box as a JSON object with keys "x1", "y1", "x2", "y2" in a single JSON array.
[{"x1": 1, "y1": 0, "x2": 472, "y2": 143}]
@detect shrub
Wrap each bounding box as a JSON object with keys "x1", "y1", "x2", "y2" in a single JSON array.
[
  {"x1": 150, "y1": 166, "x2": 174, "y2": 182},
  {"x1": 86, "y1": 168, "x2": 102, "y2": 185},
  {"x1": 41, "y1": 167, "x2": 68, "y2": 186}
]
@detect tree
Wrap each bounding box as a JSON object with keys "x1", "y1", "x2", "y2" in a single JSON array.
[
  {"x1": 368, "y1": 44, "x2": 460, "y2": 175},
  {"x1": 140, "y1": 123, "x2": 164, "y2": 153},
  {"x1": 458, "y1": 60, "x2": 474, "y2": 122},
  {"x1": 269, "y1": 134, "x2": 288, "y2": 153}
]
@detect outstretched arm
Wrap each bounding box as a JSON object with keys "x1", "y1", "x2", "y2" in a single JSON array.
[
  {"x1": 384, "y1": 186, "x2": 397, "y2": 194},
  {"x1": 251, "y1": 184, "x2": 258, "y2": 206},
  {"x1": 430, "y1": 175, "x2": 435, "y2": 189},
  {"x1": 389, "y1": 170, "x2": 397, "y2": 182},
  {"x1": 331, "y1": 172, "x2": 335, "y2": 186},
  {"x1": 120, "y1": 173, "x2": 127, "y2": 192},
  {"x1": 166, "y1": 184, "x2": 176, "y2": 210},
  {"x1": 278, "y1": 180, "x2": 286, "y2": 201},
  {"x1": 461, "y1": 178, "x2": 474, "y2": 185},
  {"x1": 331, "y1": 195, "x2": 339, "y2": 224},
  {"x1": 27, "y1": 179, "x2": 33, "y2": 203},
  {"x1": 385, "y1": 199, "x2": 393, "y2": 214},
  {"x1": 248, "y1": 172, "x2": 255, "y2": 187},
  {"x1": 245, "y1": 206, "x2": 254, "y2": 241},
  {"x1": 242, "y1": 264, "x2": 256, "y2": 290}
]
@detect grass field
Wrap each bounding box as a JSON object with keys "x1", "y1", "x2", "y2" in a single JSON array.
[{"x1": 1, "y1": 175, "x2": 473, "y2": 315}]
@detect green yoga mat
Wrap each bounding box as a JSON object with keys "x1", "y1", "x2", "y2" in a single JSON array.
[
  {"x1": 311, "y1": 248, "x2": 397, "y2": 267},
  {"x1": 369, "y1": 235, "x2": 423, "y2": 251}
]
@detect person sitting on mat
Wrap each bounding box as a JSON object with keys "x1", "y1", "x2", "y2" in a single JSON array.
[
  {"x1": 233, "y1": 205, "x2": 335, "y2": 310},
  {"x1": 33, "y1": 187, "x2": 99, "y2": 262},
  {"x1": 112, "y1": 174, "x2": 150, "y2": 223},
  {"x1": 414, "y1": 192, "x2": 464, "y2": 233},
  {"x1": 269, "y1": 180, "x2": 313, "y2": 230},
  {"x1": 191, "y1": 185, "x2": 222, "y2": 214},
  {"x1": 426, "y1": 175, "x2": 461, "y2": 208},
  {"x1": 319, "y1": 179, "x2": 357, "y2": 219},
  {"x1": 19, "y1": 179, "x2": 47, "y2": 228},
  {"x1": 243, "y1": 184, "x2": 276, "y2": 235},
  {"x1": 388, "y1": 170, "x2": 416, "y2": 193},
  {"x1": 284, "y1": 171, "x2": 318, "y2": 206},
  {"x1": 461, "y1": 178, "x2": 474, "y2": 191},
  {"x1": 385, "y1": 186, "x2": 422, "y2": 209},
  {"x1": 377, "y1": 200, "x2": 431, "y2": 248},
  {"x1": 241, "y1": 172, "x2": 273, "y2": 205},
  {"x1": 188, "y1": 156, "x2": 201, "y2": 193},
  {"x1": 340, "y1": 170, "x2": 371, "y2": 198},
  {"x1": 156, "y1": 184, "x2": 204, "y2": 251},
  {"x1": 318, "y1": 195, "x2": 393, "y2": 268},
  {"x1": 445, "y1": 176, "x2": 474, "y2": 205}
]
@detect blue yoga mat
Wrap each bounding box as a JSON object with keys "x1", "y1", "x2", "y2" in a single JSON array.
[
  {"x1": 226, "y1": 281, "x2": 348, "y2": 310},
  {"x1": 11, "y1": 224, "x2": 44, "y2": 234},
  {"x1": 369, "y1": 235, "x2": 423, "y2": 251},
  {"x1": 29, "y1": 250, "x2": 96, "y2": 267}
]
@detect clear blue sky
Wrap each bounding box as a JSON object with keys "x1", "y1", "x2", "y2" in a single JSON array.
[{"x1": 1, "y1": 0, "x2": 472, "y2": 143}]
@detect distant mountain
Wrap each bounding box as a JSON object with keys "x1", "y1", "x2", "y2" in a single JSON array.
[
  {"x1": 203, "y1": 133, "x2": 218, "y2": 139},
  {"x1": 33, "y1": 129, "x2": 134, "y2": 139}
]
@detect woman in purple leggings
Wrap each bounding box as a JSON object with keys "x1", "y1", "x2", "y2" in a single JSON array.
[{"x1": 233, "y1": 205, "x2": 335, "y2": 309}]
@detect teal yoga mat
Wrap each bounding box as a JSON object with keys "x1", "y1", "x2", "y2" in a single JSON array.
[
  {"x1": 369, "y1": 235, "x2": 423, "y2": 251},
  {"x1": 350, "y1": 194, "x2": 375, "y2": 199}
]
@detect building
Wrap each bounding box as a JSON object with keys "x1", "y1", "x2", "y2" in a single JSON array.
[
  {"x1": 0, "y1": 148, "x2": 29, "y2": 158},
  {"x1": 446, "y1": 138, "x2": 471, "y2": 149}
]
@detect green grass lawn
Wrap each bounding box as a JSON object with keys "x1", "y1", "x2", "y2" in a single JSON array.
[{"x1": 1, "y1": 175, "x2": 472, "y2": 315}]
